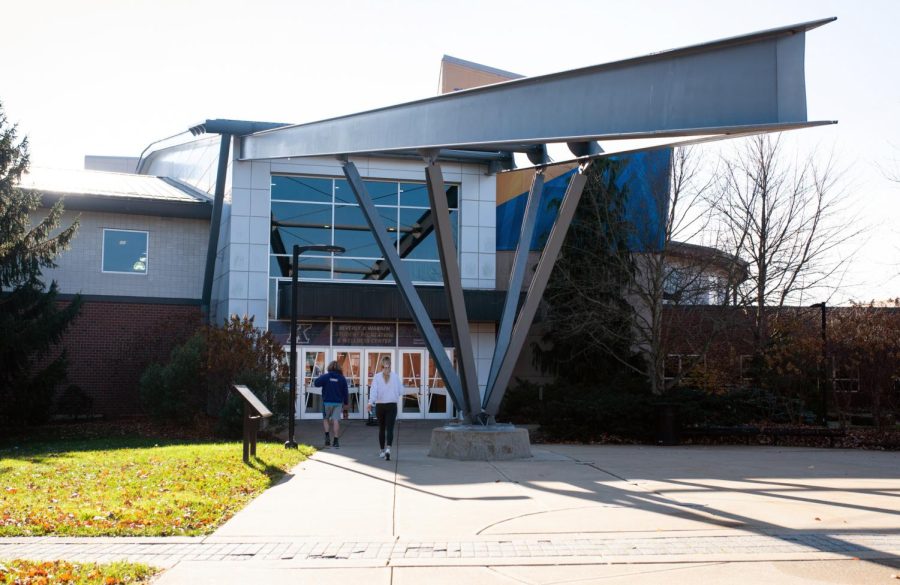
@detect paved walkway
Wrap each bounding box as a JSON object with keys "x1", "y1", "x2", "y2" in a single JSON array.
[{"x1": 2, "y1": 420, "x2": 899, "y2": 584}]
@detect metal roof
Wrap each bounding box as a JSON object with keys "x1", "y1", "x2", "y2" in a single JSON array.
[
  {"x1": 668, "y1": 240, "x2": 750, "y2": 281},
  {"x1": 21, "y1": 167, "x2": 212, "y2": 219}
]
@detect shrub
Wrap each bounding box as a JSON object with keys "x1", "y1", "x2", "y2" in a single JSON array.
[
  {"x1": 139, "y1": 333, "x2": 205, "y2": 422},
  {"x1": 829, "y1": 302, "x2": 900, "y2": 427},
  {"x1": 204, "y1": 315, "x2": 288, "y2": 417},
  {"x1": 138, "y1": 315, "x2": 288, "y2": 429},
  {"x1": 500, "y1": 380, "x2": 795, "y2": 443},
  {"x1": 215, "y1": 369, "x2": 286, "y2": 438},
  {"x1": 2, "y1": 354, "x2": 69, "y2": 427},
  {"x1": 500, "y1": 378, "x2": 656, "y2": 443},
  {"x1": 497, "y1": 379, "x2": 543, "y2": 425},
  {"x1": 55, "y1": 384, "x2": 93, "y2": 418}
]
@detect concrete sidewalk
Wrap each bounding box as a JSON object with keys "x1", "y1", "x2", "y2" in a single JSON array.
[{"x1": 3, "y1": 420, "x2": 899, "y2": 584}]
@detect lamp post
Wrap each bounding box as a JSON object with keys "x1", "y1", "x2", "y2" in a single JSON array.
[
  {"x1": 285, "y1": 244, "x2": 345, "y2": 449},
  {"x1": 810, "y1": 302, "x2": 828, "y2": 426}
]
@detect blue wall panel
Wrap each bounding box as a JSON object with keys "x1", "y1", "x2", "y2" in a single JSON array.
[{"x1": 496, "y1": 150, "x2": 671, "y2": 252}]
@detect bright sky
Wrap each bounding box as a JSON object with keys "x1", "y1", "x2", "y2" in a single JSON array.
[{"x1": 2, "y1": 0, "x2": 898, "y2": 303}]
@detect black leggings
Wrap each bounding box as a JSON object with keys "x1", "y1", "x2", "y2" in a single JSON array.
[{"x1": 375, "y1": 403, "x2": 398, "y2": 449}]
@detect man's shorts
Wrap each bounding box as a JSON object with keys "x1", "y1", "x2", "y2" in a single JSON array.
[{"x1": 323, "y1": 402, "x2": 344, "y2": 421}]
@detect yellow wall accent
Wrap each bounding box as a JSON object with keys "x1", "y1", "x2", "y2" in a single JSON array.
[
  {"x1": 496, "y1": 163, "x2": 577, "y2": 206},
  {"x1": 439, "y1": 60, "x2": 515, "y2": 94}
]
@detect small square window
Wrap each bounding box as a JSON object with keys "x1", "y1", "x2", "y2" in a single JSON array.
[{"x1": 102, "y1": 229, "x2": 148, "y2": 274}]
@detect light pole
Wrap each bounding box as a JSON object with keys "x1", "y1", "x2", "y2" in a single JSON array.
[
  {"x1": 810, "y1": 302, "x2": 828, "y2": 426},
  {"x1": 285, "y1": 243, "x2": 345, "y2": 449}
]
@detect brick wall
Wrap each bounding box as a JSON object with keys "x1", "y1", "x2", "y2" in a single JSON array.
[
  {"x1": 661, "y1": 305, "x2": 756, "y2": 383},
  {"x1": 55, "y1": 299, "x2": 202, "y2": 417}
]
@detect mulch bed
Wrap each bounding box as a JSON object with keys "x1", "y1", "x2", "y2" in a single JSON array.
[
  {"x1": 680, "y1": 425, "x2": 900, "y2": 450},
  {"x1": 0, "y1": 416, "x2": 221, "y2": 445},
  {"x1": 528, "y1": 425, "x2": 900, "y2": 450}
]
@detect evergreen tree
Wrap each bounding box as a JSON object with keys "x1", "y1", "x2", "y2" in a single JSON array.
[
  {"x1": 533, "y1": 158, "x2": 642, "y2": 385},
  {"x1": 0, "y1": 101, "x2": 82, "y2": 426}
]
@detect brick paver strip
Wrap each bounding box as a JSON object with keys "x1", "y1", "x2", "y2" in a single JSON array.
[{"x1": 1, "y1": 533, "x2": 898, "y2": 565}]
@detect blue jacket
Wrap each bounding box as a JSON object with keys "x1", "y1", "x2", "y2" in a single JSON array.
[{"x1": 313, "y1": 371, "x2": 349, "y2": 405}]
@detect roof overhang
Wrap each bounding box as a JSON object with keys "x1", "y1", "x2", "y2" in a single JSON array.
[
  {"x1": 38, "y1": 191, "x2": 212, "y2": 219},
  {"x1": 188, "y1": 119, "x2": 290, "y2": 137},
  {"x1": 240, "y1": 17, "x2": 836, "y2": 166},
  {"x1": 667, "y1": 240, "x2": 750, "y2": 282}
]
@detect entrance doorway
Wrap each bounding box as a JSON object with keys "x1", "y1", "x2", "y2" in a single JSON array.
[
  {"x1": 399, "y1": 350, "x2": 425, "y2": 418},
  {"x1": 290, "y1": 346, "x2": 456, "y2": 420},
  {"x1": 425, "y1": 349, "x2": 454, "y2": 419},
  {"x1": 397, "y1": 348, "x2": 455, "y2": 419}
]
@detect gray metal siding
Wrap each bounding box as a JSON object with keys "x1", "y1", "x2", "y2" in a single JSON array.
[{"x1": 39, "y1": 210, "x2": 209, "y2": 299}]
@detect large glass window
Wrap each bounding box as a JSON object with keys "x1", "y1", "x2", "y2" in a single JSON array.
[
  {"x1": 102, "y1": 229, "x2": 148, "y2": 274},
  {"x1": 333, "y1": 204, "x2": 395, "y2": 258},
  {"x1": 269, "y1": 175, "x2": 458, "y2": 321},
  {"x1": 271, "y1": 201, "x2": 332, "y2": 255},
  {"x1": 270, "y1": 175, "x2": 457, "y2": 280},
  {"x1": 271, "y1": 176, "x2": 333, "y2": 203}
]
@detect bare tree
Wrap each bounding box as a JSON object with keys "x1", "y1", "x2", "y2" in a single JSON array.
[
  {"x1": 879, "y1": 149, "x2": 900, "y2": 280},
  {"x1": 708, "y1": 134, "x2": 861, "y2": 350},
  {"x1": 539, "y1": 136, "x2": 860, "y2": 397},
  {"x1": 627, "y1": 145, "x2": 742, "y2": 395}
]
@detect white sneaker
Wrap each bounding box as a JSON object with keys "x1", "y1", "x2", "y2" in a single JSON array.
[
  {"x1": 379, "y1": 449, "x2": 386, "y2": 459},
  {"x1": 385, "y1": 447, "x2": 391, "y2": 461}
]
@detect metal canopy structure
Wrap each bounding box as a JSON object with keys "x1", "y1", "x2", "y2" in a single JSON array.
[
  {"x1": 235, "y1": 18, "x2": 836, "y2": 423},
  {"x1": 241, "y1": 17, "x2": 835, "y2": 164}
]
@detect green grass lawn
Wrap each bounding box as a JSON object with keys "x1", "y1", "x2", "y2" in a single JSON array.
[
  {"x1": 0, "y1": 559, "x2": 156, "y2": 584},
  {"x1": 0, "y1": 437, "x2": 313, "y2": 536}
]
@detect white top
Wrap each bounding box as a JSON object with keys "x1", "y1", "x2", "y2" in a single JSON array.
[{"x1": 369, "y1": 371, "x2": 403, "y2": 405}]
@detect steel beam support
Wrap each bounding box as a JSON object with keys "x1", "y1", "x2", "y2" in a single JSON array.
[
  {"x1": 484, "y1": 170, "x2": 545, "y2": 406},
  {"x1": 424, "y1": 161, "x2": 482, "y2": 421},
  {"x1": 567, "y1": 141, "x2": 603, "y2": 158},
  {"x1": 526, "y1": 145, "x2": 549, "y2": 166},
  {"x1": 483, "y1": 165, "x2": 590, "y2": 416},
  {"x1": 200, "y1": 133, "x2": 231, "y2": 320},
  {"x1": 341, "y1": 161, "x2": 466, "y2": 412},
  {"x1": 241, "y1": 18, "x2": 833, "y2": 161}
]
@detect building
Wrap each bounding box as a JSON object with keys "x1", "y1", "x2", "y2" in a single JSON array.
[
  {"x1": 20, "y1": 167, "x2": 210, "y2": 415},
  {"x1": 21, "y1": 19, "x2": 827, "y2": 420}
]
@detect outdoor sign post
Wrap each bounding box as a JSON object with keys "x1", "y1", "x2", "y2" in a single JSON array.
[{"x1": 231, "y1": 384, "x2": 274, "y2": 463}]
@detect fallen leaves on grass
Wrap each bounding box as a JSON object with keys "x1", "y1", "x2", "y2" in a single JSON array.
[
  {"x1": 0, "y1": 439, "x2": 311, "y2": 537},
  {"x1": 0, "y1": 560, "x2": 155, "y2": 584}
]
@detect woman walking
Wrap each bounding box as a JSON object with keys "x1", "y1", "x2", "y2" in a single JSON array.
[{"x1": 366, "y1": 357, "x2": 402, "y2": 461}]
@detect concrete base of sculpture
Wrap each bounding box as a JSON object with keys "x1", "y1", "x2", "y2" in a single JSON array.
[{"x1": 428, "y1": 424, "x2": 532, "y2": 460}]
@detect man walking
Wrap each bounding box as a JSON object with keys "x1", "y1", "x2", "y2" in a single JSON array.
[{"x1": 314, "y1": 361, "x2": 349, "y2": 448}]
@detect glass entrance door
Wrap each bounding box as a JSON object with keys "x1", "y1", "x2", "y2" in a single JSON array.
[
  {"x1": 334, "y1": 349, "x2": 363, "y2": 419},
  {"x1": 425, "y1": 349, "x2": 455, "y2": 419},
  {"x1": 364, "y1": 349, "x2": 395, "y2": 412},
  {"x1": 299, "y1": 347, "x2": 328, "y2": 418},
  {"x1": 292, "y1": 346, "x2": 456, "y2": 419},
  {"x1": 398, "y1": 350, "x2": 425, "y2": 418}
]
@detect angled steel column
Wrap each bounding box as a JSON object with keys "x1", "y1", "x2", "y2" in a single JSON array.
[
  {"x1": 424, "y1": 160, "x2": 482, "y2": 421},
  {"x1": 342, "y1": 161, "x2": 466, "y2": 413},
  {"x1": 483, "y1": 170, "x2": 544, "y2": 406},
  {"x1": 483, "y1": 165, "x2": 590, "y2": 416},
  {"x1": 201, "y1": 133, "x2": 231, "y2": 320}
]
